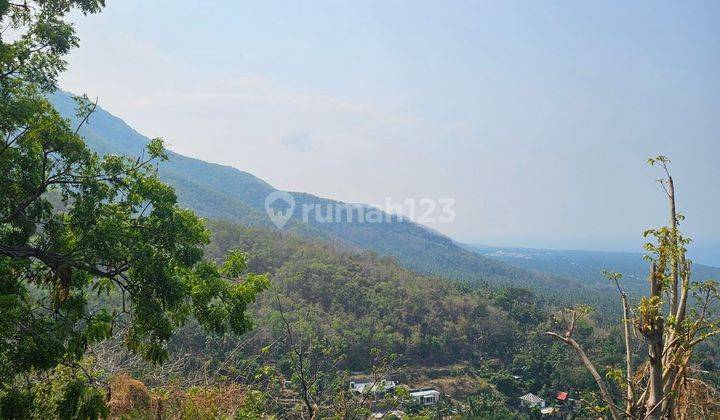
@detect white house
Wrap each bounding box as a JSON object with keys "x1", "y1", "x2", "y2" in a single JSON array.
[
  {"x1": 349, "y1": 379, "x2": 396, "y2": 395},
  {"x1": 410, "y1": 388, "x2": 440, "y2": 406},
  {"x1": 519, "y1": 393, "x2": 545, "y2": 408},
  {"x1": 540, "y1": 406, "x2": 559, "y2": 416}
]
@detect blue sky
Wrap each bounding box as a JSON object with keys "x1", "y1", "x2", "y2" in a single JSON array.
[{"x1": 61, "y1": 1, "x2": 720, "y2": 264}]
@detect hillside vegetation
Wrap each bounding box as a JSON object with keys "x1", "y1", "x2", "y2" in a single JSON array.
[
  {"x1": 93, "y1": 220, "x2": 622, "y2": 417},
  {"x1": 49, "y1": 91, "x2": 604, "y2": 303}
]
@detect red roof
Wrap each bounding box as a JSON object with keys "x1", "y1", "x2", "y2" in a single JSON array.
[{"x1": 556, "y1": 392, "x2": 568, "y2": 401}]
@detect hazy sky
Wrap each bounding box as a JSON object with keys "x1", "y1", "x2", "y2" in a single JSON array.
[{"x1": 60, "y1": 1, "x2": 720, "y2": 264}]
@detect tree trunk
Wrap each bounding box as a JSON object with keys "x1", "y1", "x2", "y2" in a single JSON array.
[
  {"x1": 646, "y1": 264, "x2": 665, "y2": 419},
  {"x1": 646, "y1": 334, "x2": 664, "y2": 420},
  {"x1": 621, "y1": 292, "x2": 635, "y2": 414},
  {"x1": 668, "y1": 175, "x2": 678, "y2": 316}
]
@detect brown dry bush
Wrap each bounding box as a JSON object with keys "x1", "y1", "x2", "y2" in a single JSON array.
[
  {"x1": 108, "y1": 373, "x2": 257, "y2": 419},
  {"x1": 108, "y1": 373, "x2": 153, "y2": 417}
]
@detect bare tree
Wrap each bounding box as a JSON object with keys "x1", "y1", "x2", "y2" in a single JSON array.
[
  {"x1": 273, "y1": 290, "x2": 342, "y2": 419},
  {"x1": 330, "y1": 349, "x2": 400, "y2": 420},
  {"x1": 547, "y1": 156, "x2": 720, "y2": 420},
  {"x1": 271, "y1": 288, "x2": 402, "y2": 419}
]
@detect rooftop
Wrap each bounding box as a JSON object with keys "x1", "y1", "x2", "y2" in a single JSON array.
[
  {"x1": 410, "y1": 389, "x2": 440, "y2": 398},
  {"x1": 520, "y1": 393, "x2": 544, "y2": 404},
  {"x1": 350, "y1": 380, "x2": 396, "y2": 394}
]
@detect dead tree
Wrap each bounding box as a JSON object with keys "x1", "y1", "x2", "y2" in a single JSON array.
[
  {"x1": 547, "y1": 156, "x2": 720, "y2": 419},
  {"x1": 273, "y1": 290, "x2": 343, "y2": 419}
]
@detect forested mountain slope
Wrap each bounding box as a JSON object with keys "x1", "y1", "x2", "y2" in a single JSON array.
[
  {"x1": 204, "y1": 221, "x2": 548, "y2": 368},
  {"x1": 101, "y1": 220, "x2": 602, "y2": 407},
  {"x1": 50, "y1": 90, "x2": 589, "y2": 299}
]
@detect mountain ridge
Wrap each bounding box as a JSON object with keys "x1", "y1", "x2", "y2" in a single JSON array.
[
  {"x1": 49, "y1": 90, "x2": 598, "y2": 299},
  {"x1": 463, "y1": 243, "x2": 720, "y2": 297}
]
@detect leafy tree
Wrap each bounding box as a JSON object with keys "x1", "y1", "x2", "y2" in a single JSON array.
[
  {"x1": 0, "y1": 1, "x2": 268, "y2": 416},
  {"x1": 465, "y1": 389, "x2": 525, "y2": 419}
]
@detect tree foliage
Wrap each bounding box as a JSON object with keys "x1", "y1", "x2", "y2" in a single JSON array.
[{"x1": 0, "y1": 2, "x2": 267, "y2": 416}]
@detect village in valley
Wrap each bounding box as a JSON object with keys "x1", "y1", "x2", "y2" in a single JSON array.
[{"x1": 345, "y1": 366, "x2": 583, "y2": 419}]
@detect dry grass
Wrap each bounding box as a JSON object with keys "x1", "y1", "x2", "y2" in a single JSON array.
[
  {"x1": 394, "y1": 363, "x2": 488, "y2": 397},
  {"x1": 108, "y1": 373, "x2": 153, "y2": 417},
  {"x1": 108, "y1": 373, "x2": 256, "y2": 419}
]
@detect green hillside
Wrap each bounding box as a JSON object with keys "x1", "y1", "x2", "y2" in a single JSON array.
[
  {"x1": 98, "y1": 220, "x2": 607, "y2": 418},
  {"x1": 49, "y1": 91, "x2": 590, "y2": 299}
]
